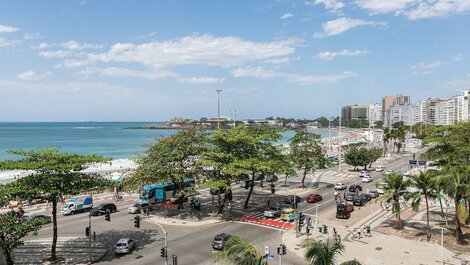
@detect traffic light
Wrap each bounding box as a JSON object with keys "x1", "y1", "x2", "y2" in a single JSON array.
[
  {"x1": 160, "y1": 247, "x2": 167, "y2": 258},
  {"x1": 270, "y1": 183, "x2": 275, "y2": 194},
  {"x1": 105, "y1": 209, "x2": 111, "y2": 222},
  {"x1": 85, "y1": 226, "x2": 90, "y2": 237},
  {"x1": 134, "y1": 215, "x2": 140, "y2": 228},
  {"x1": 299, "y1": 213, "x2": 305, "y2": 226},
  {"x1": 323, "y1": 225, "x2": 328, "y2": 234},
  {"x1": 277, "y1": 246, "x2": 281, "y2": 255},
  {"x1": 282, "y1": 244, "x2": 287, "y2": 255}
]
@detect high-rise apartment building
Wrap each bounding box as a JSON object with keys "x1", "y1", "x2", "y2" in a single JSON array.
[
  {"x1": 454, "y1": 90, "x2": 470, "y2": 122},
  {"x1": 382, "y1": 94, "x2": 411, "y2": 127}
]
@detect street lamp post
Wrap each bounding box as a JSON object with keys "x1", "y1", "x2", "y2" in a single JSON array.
[
  {"x1": 338, "y1": 104, "x2": 342, "y2": 172},
  {"x1": 154, "y1": 221, "x2": 169, "y2": 265},
  {"x1": 216, "y1": 89, "x2": 223, "y2": 129}
]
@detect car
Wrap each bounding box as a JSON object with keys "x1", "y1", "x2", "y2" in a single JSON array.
[
  {"x1": 239, "y1": 180, "x2": 253, "y2": 188},
  {"x1": 361, "y1": 176, "x2": 373, "y2": 183},
  {"x1": 127, "y1": 202, "x2": 150, "y2": 214},
  {"x1": 363, "y1": 193, "x2": 372, "y2": 202},
  {"x1": 337, "y1": 201, "x2": 354, "y2": 213},
  {"x1": 306, "y1": 194, "x2": 323, "y2": 203},
  {"x1": 369, "y1": 189, "x2": 379, "y2": 198},
  {"x1": 265, "y1": 175, "x2": 278, "y2": 182},
  {"x1": 114, "y1": 238, "x2": 136, "y2": 254},
  {"x1": 353, "y1": 194, "x2": 367, "y2": 206},
  {"x1": 210, "y1": 188, "x2": 226, "y2": 195},
  {"x1": 284, "y1": 195, "x2": 302, "y2": 204},
  {"x1": 334, "y1": 183, "x2": 347, "y2": 190},
  {"x1": 25, "y1": 214, "x2": 51, "y2": 224},
  {"x1": 264, "y1": 206, "x2": 282, "y2": 218},
  {"x1": 280, "y1": 208, "x2": 296, "y2": 221},
  {"x1": 345, "y1": 192, "x2": 356, "y2": 201},
  {"x1": 212, "y1": 233, "x2": 231, "y2": 250},
  {"x1": 375, "y1": 166, "x2": 385, "y2": 172},
  {"x1": 349, "y1": 184, "x2": 363, "y2": 192},
  {"x1": 385, "y1": 170, "x2": 394, "y2": 175},
  {"x1": 90, "y1": 203, "x2": 117, "y2": 216},
  {"x1": 359, "y1": 170, "x2": 369, "y2": 177},
  {"x1": 254, "y1": 174, "x2": 265, "y2": 181}
]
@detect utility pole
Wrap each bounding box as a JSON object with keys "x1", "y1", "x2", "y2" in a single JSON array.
[
  {"x1": 338, "y1": 104, "x2": 342, "y2": 172},
  {"x1": 88, "y1": 212, "x2": 92, "y2": 264},
  {"x1": 216, "y1": 89, "x2": 223, "y2": 129}
]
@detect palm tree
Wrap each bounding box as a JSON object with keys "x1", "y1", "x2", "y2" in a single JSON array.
[
  {"x1": 213, "y1": 236, "x2": 267, "y2": 265},
  {"x1": 440, "y1": 165, "x2": 470, "y2": 244},
  {"x1": 409, "y1": 171, "x2": 438, "y2": 241},
  {"x1": 303, "y1": 238, "x2": 363, "y2": 265},
  {"x1": 381, "y1": 173, "x2": 410, "y2": 228},
  {"x1": 382, "y1": 128, "x2": 392, "y2": 157}
]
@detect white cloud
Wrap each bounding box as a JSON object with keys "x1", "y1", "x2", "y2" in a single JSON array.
[
  {"x1": 177, "y1": 77, "x2": 225, "y2": 84},
  {"x1": 452, "y1": 54, "x2": 463, "y2": 61},
  {"x1": 410, "y1": 60, "x2": 444, "y2": 74},
  {"x1": 314, "y1": 17, "x2": 386, "y2": 38},
  {"x1": 0, "y1": 25, "x2": 19, "y2": 34},
  {"x1": 280, "y1": 13, "x2": 294, "y2": 19},
  {"x1": 355, "y1": 0, "x2": 470, "y2": 20},
  {"x1": 16, "y1": 71, "x2": 51, "y2": 81},
  {"x1": 0, "y1": 37, "x2": 16, "y2": 47},
  {"x1": 232, "y1": 66, "x2": 357, "y2": 85},
  {"x1": 77, "y1": 67, "x2": 175, "y2": 80},
  {"x1": 38, "y1": 50, "x2": 74, "y2": 58},
  {"x1": 312, "y1": 0, "x2": 345, "y2": 13},
  {"x1": 54, "y1": 59, "x2": 87, "y2": 68},
  {"x1": 316, "y1": 49, "x2": 368, "y2": 60},
  {"x1": 87, "y1": 34, "x2": 300, "y2": 68},
  {"x1": 32, "y1": 42, "x2": 50, "y2": 49},
  {"x1": 23, "y1": 33, "x2": 41, "y2": 40},
  {"x1": 60, "y1": 40, "x2": 103, "y2": 50}
]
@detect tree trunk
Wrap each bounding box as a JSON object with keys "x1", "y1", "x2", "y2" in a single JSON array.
[
  {"x1": 425, "y1": 194, "x2": 431, "y2": 241},
  {"x1": 51, "y1": 199, "x2": 58, "y2": 261},
  {"x1": 4, "y1": 248, "x2": 13, "y2": 265},
  {"x1": 243, "y1": 173, "x2": 255, "y2": 209},
  {"x1": 301, "y1": 168, "x2": 307, "y2": 188},
  {"x1": 455, "y1": 198, "x2": 463, "y2": 244},
  {"x1": 438, "y1": 196, "x2": 444, "y2": 218},
  {"x1": 284, "y1": 174, "x2": 288, "y2": 187}
]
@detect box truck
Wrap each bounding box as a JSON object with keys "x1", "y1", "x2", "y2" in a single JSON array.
[{"x1": 61, "y1": 195, "x2": 93, "y2": 215}]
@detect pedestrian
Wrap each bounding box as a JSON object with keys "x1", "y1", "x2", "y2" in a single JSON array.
[
  {"x1": 145, "y1": 207, "x2": 150, "y2": 218},
  {"x1": 140, "y1": 208, "x2": 144, "y2": 217},
  {"x1": 333, "y1": 227, "x2": 337, "y2": 235},
  {"x1": 380, "y1": 202, "x2": 384, "y2": 211},
  {"x1": 362, "y1": 226, "x2": 367, "y2": 238},
  {"x1": 352, "y1": 228, "x2": 357, "y2": 240},
  {"x1": 357, "y1": 227, "x2": 361, "y2": 239},
  {"x1": 267, "y1": 199, "x2": 271, "y2": 207},
  {"x1": 366, "y1": 224, "x2": 371, "y2": 237},
  {"x1": 343, "y1": 191, "x2": 346, "y2": 200}
]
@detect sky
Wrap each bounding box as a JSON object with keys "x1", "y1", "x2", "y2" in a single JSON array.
[{"x1": 1, "y1": 0, "x2": 470, "y2": 122}]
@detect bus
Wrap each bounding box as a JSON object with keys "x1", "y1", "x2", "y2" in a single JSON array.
[{"x1": 139, "y1": 178, "x2": 193, "y2": 204}]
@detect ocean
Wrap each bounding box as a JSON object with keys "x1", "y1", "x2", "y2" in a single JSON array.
[{"x1": 0, "y1": 122, "x2": 336, "y2": 160}]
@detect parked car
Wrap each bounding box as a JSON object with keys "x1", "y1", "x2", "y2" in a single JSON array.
[
  {"x1": 345, "y1": 192, "x2": 356, "y2": 201},
  {"x1": 280, "y1": 208, "x2": 296, "y2": 221},
  {"x1": 254, "y1": 174, "x2": 265, "y2": 181},
  {"x1": 239, "y1": 180, "x2": 253, "y2": 188},
  {"x1": 25, "y1": 214, "x2": 51, "y2": 224},
  {"x1": 369, "y1": 189, "x2": 379, "y2": 198},
  {"x1": 114, "y1": 238, "x2": 136, "y2": 254},
  {"x1": 359, "y1": 171, "x2": 369, "y2": 177},
  {"x1": 90, "y1": 203, "x2": 117, "y2": 216},
  {"x1": 361, "y1": 176, "x2": 373, "y2": 183},
  {"x1": 212, "y1": 233, "x2": 231, "y2": 250},
  {"x1": 375, "y1": 166, "x2": 385, "y2": 172},
  {"x1": 337, "y1": 202, "x2": 355, "y2": 213},
  {"x1": 349, "y1": 184, "x2": 363, "y2": 192},
  {"x1": 353, "y1": 194, "x2": 367, "y2": 206},
  {"x1": 128, "y1": 202, "x2": 150, "y2": 214},
  {"x1": 334, "y1": 183, "x2": 347, "y2": 190},
  {"x1": 264, "y1": 206, "x2": 282, "y2": 218},
  {"x1": 284, "y1": 195, "x2": 302, "y2": 204},
  {"x1": 363, "y1": 193, "x2": 372, "y2": 202},
  {"x1": 210, "y1": 188, "x2": 226, "y2": 195},
  {"x1": 306, "y1": 194, "x2": 322, "y2": 203},
  {"x1": 265, "y1": 175, "x2": 278, "y2": 182}
]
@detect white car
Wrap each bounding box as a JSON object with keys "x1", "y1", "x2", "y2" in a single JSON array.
[
  {"x1": 384, "y1": 170, "x2": 394, "y2": 175},
  {"x1": 375, "y1": 166, "x2": 384, "y2": 172},
  {"x1": 359, "y1": 171, "x2": 370, "y2": 178},
  {"x1": 127, "y1": 202, "x2": 150, "y2": 214},
  {"x1": 115, "y1": 238, "x2": 136, "y2": 254},
  {"x1": 362, "y1": 176, "x2": 373, "y2": 183}
]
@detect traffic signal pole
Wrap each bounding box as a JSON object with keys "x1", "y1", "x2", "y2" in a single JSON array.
[
  {"x1": 153, "y1": 221, "x2": 169, "y2": 265},
  {"x1": 88, "y1": 212, "x2": 92, "y2": 264}
]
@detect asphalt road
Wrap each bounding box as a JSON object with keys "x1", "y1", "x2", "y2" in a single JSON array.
[{"x1": 23, "y1": 153, "x2": 414, "y2": 265}]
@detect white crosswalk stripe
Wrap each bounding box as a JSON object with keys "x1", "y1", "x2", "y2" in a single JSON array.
[{"x1": 243, "y1": 211, "x2": 283, "y2": 222}]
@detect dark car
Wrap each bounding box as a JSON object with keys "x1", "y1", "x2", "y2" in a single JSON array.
[
  {"x1": 212, "y1": 233, "x2": 231, "y2": 250},
  {"x1": 336, "y1": 202, "x2": 352, "y2": 219},
  {"x1": 25, "y1": 214, "x2": 51, "y2": 224},
  {"x1": 239, "y1": 180, "x2": 253, "y2": 188},
  {"x1": 363, "y1": 193, "x2": 372, "y2": 202},
  {"x1": 265, "y1": 175, "x2": 278, "y2": 182},
  {"x1": 284, "y1": 195, "x2": 302, "y2": 204},
  {"x1": 254, "y1": 173, "x2": 265, "y2": 181},
  {"x1": 210, "y1": 188, "x2": 226, "y2": 195},
  {"x1": 353, "y1": 194, "x2": 367, "y2": 206},
  {"x1": 91, "y1": 203, "x2": 117, "y2": 216},
  {"x1": 345, "y1": 192, "x2": 356, "y2": 201},
  {"x1": 349, "y1": 184, "x2": 363, "y2": 193},
  {"x1": 306, "y1": 194, "x2": 322, "y2": 203}
]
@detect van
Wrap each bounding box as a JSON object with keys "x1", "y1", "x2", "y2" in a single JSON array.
[{"x1": 280, "y1": 208, "x2": 295, "y2": 221}]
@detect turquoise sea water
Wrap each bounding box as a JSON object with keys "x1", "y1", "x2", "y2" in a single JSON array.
[{"x1": 0, "y1": 122, "x2": 335, "y2": 160}]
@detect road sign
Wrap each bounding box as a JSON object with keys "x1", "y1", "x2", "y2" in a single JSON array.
[{"x1": 264, "y1": 246, "x2": 269, "y2": 255}]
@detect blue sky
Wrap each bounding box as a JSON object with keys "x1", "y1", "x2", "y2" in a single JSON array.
[{"x1": 1, "y1": 0, "x2": 470, "y2": 121}]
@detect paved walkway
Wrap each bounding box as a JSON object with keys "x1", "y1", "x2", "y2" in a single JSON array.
[
  {"x1": 145, "y1": 214, "x2": 223, "y2": 227},
  {"x1": 283, "y1": 208, "x2": 469, "y2": 265}
]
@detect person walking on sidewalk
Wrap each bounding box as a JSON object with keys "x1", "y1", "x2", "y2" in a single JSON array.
[
  {"x1": 366, "y1": 224, "x2": 371, "y2": 237},
  {"x1": 380, "y1": 202, "x2": 384, "y2": 211},
  {"x1": 352, "y1": 228, "x2": 357, "y2": 240},
  {"x1": 362, "y1": 226, "x2": 367, "y2": 238},
  {"x1": 357, "y1": 227, "x2": 361, "y2": 239},
  {"x1": 145, "y1": 207, "x2": 150, "y2": 219}
]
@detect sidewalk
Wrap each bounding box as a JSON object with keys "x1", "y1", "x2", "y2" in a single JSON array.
[
  {"x1": 283, "y1": 208, "x2": 468, "y2": 265},
  {"x1": 145, "y1": 214, "x2": 224, "y2": 227}
]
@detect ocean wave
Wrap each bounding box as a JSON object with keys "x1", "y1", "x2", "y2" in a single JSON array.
[{"x1": 73, "y1": 127, "x2": 103, "y2": 129}]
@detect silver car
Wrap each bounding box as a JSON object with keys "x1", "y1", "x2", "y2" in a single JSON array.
[
  {"x1": 114, "y1": 238, "x2": 136, "y2": 254},
  {"x1": 128, "y1": 202, "x2": 150, "y2": 214},
  {"x1": 369, "y1": 189, "x2": 379, "y2": 198},
  {"x1": 264, "y1": 206, "x2": 282, "y2": 218}
]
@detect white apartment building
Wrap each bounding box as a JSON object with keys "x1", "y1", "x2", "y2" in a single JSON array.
[
  {"x1": 454, "y1": 90, "x2": 469, "y2": 122},
  {"x1": 435, "y1": 98, "x2": 455, "y2": 125},
  {"x1": 388, "y1": 104, "x2": 414, "y2": 126},
  {"x1": 368, "y1": 103, "x2": 382, "y2": 126},
  {"x1": 412, "y1": 101, "x2": 426, "y2": 125}
]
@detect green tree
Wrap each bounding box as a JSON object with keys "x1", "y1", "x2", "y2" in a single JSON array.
[
  {"x1": 382, "y1": 128, "x2": 393, "y2": 157},
  {"x1": 213, "y1": 236, "x2": 267, "y2": 265},
  {"x1": 303, "y1": 238, "x2": 344, "y2": 265},
  {"x1": 289, "y1": 131, "x2": 330, "y2": 188},
  {"x1": 368, "y1": 147, "x2": 383, "y2": 168},
  {"x1": 126, "y1": 128, "x2": 208, "y2": 209},
  {"x1": 0, "y1": 147, "x2": 110, "y2": 262},
  {"x1": 344, "y1": 147, "x2": 369, "y2": 171},
  {"x1": 394, "y1": 127, "x2": 407, "y2": 154},
  {"x1": 0, "y1": 210, "x2": 44, "y2": 265},
  {"x1": 277, "y1": 146, "x2": 297, "y2": 187},
  {"x1": 408, "y1": 171, "x2": 438, "y2": 241},
  {"x1": 374, "y1": 121, "x2": 383, "y2": 129},
  {"x1": 381, "y1": 173, "x2": 410, "y2": 228}
]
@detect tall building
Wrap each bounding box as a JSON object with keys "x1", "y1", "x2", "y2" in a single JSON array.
[
  {"x1": 389, "y1": 104, "x2": 414, "y2": 126},
  {"x1": 369, "y1": 103, "x2": 382, "y2": 126},
  {"x1": 382, "y1": 94, "x2": 411, "y2": 127},
  {"x1": 382, "y1": 96, "x2": 396, "y2": 125},
  {"x1": 454, "y1": 90, "x2": 470, "y2": 123},
  {"x1": 412, "y1": 101, "x2": 426, "y2": 125}
]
